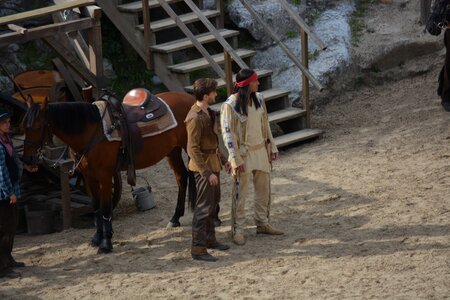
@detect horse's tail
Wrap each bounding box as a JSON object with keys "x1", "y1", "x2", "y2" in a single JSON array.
[{"x1": 188, "y1": 170, "x2": 197, "y2": 211}]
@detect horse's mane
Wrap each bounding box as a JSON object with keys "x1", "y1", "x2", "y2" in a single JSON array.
[
  {"x1": 24, "y1": 102, "x2": 101, "y2": 135},
  {"x1": 48, "y1": 102, "x2": 101, "y2": 135}
]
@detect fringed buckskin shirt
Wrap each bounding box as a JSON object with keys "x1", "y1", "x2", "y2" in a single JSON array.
[
  {"x1": 185, "y1": 104, "x2": 226, "y2": 179},
  {"x1": 220, "y1": 92, "x2": 278, "y2": 174}
]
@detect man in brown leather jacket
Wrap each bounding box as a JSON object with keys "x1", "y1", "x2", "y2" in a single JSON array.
[{"x1": 185, "y1": 78, "x2": 230, "y2": 262}]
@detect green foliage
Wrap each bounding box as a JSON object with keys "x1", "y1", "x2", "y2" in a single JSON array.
[
  {"x1": 216, "y1": 86, "x2": 228, "y2": 103},
  {"x1": 290, "y1": 0, "x2": 301, "y2": 5},
  {"x1": 101, "y1": 17, "x2": 166, "y2": 98},
  {"x1": 287, "y1": 31, "x2": 298, "y2": 38},
  {"x1": 307, "y1": 11, "x2": 321, "y2": 26},
  {"x1": 369, "y1": 63, "x2": 380, "y2": 73},
  {"x1": 351, "y1": 0, "x2": 380, "y2": 46},
  {"x1": 354, "y1": 76, "x2": 367, "y2": 88},
  {"x1": 308, "y1": 49, "x2": 320, "y2": 61},
  {"x1": 17, "y1": 42, "x2": 56, "y2": 70}
]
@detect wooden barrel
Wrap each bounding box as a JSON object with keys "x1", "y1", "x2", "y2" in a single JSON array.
[
  {"x1": 14, "y1": 70, "x2": 63, "y2": 90},
  {"x1": 12, "y1": 86, "x2": 68, "y2": 104}
]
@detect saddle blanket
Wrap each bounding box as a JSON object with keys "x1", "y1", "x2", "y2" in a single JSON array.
[{"x1": 93, "y1": 98, "x2": 178, "y2": 142}]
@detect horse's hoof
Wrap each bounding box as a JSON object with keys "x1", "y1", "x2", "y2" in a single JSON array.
[
  {"x1": 167, "y1": 221, "x2": 180, "y2": 228},
  {"x1": 97, "y1": 247, "x2": 112, "y2": 254},
  {"x1": 90, "y1": 233, "x2": 102, "y2": 247},
  {"x1": 90, "y1": 240, "x2": 100, "y2": 247}
]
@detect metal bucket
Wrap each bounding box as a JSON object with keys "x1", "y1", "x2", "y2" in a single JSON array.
[{"x1": 132, "y1": 177, "x2": 156, "y2": 211}]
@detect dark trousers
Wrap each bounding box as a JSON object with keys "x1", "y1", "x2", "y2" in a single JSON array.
[
  {"x1": 0, "y1": 201, "x2": 17, "y2": 271},
  {"x1": 438, "y1": 29, "x2": 450, "y2": 103},
  {"x1": 191, "y1": 172, "x2": 220, "y2": 255}
]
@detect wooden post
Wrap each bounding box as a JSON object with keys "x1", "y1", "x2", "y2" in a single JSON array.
[
  {"x1": 421, "y1": 0, "x2": 431, "y2": 25},
  {"x1": 87, "y1": 6, "x2": 104, "y2": 98},
  {"x1": 301, "y1": 29, "x2": 310, "y2": 128},
  {"x1": 224, "y1": 50, "x2": 233, "y2": 96},
  {"x1": 59, "y1": 160, "x2": 72, "y2": 229},
  {"x1": 142, "y1": 0, "x2": 153, "y2": 70},
  {"x1": 216, "y1": 0, "x2": 224, "y2": 28}
]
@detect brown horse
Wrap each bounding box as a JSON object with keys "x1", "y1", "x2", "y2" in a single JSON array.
[{"x1": 22, "y1": 91, "x2": 196, "y2": 253}]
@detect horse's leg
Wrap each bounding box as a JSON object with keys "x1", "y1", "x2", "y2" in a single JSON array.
[
  {"x1": 85, "y1": 176, "x2": 103, "y2": 247},
  {"x1": 166, "y1": 147, "x2": 189, "y2": 228},
  {"x1": 97, "y1": 173, "x2": 114, "y2": 254}
]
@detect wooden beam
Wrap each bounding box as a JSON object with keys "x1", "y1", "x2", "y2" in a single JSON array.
[
  {"x1": 44, "y1": 36, "x2": 98, "y2": 88},
  {"x1": 88, "y1": 8, "x2": 105, "y2": 97},
  {"x1": 224, "y1": 51, "x2": 233, "y2": 96},
  {"x1": 95, "y1": 0, "x2": 147, "y2": 60},
  {"x1": 59, "y1": 160, "x2": 73, "y2": 229},
  {"x1": 142, "y1": 0, "x2": 153, "y2": 69},
  {"x1": 301, "y1": 29, "x2": 310, "y2": 128},
  {"x1": 0, "y1": 0, "x2": 95, "y2": 26},
  {"x1": 52, "y1": 12, "x2": 90, "y2": 69},
  {"x1": 52, "y1": 58, "x2": 83, "y2": 101},
  {"x1": 80, "y1": 5, "x2": 102, "y2": 19},
  {"x1": 7, "y1": 24, "x2": 27, "y2": 34},
  {"x1": 0, "y1": 17, "x2": 95, "y2": 48}
]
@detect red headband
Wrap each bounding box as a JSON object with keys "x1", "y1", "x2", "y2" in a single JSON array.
[{"x1": 234, "y1": 72, "x2": 258, "y2": 88}]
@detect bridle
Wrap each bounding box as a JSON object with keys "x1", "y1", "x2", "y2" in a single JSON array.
[
  {"x1": 23, "y1": 101, "x2": 110, "y2": 175},
  {"x1": 23, "y1": 108, "x2": 54, "y2": 165}
]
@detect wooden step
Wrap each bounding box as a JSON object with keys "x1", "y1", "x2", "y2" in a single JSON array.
[
  {"x1": 274, "y1": 129, "x2": 323, "y2": 148},
  {"x1": 117, "y1": 0, "x2": 183, "y2": 13},
  {"x1": 151, "y1": 29, "x2": 239, "y2": 53},
  {"x1": 209, "y1": 87, "x2": 290, "y2": 112},
  {"x1": 262, "y1": 88, "x2": 290, "y2": 102},
  {"x1": 184, "y1": 69, "x2": 273, "y2": 92},
  {"x1": 169, "y1": 48, "x2": 255, "y2": 73},
  {"x1": 268, "y1": 107, "x2": 306, "y2": 123},
  {"x1": 136, "y1": 10, "x2": 220, "y2": 32}
]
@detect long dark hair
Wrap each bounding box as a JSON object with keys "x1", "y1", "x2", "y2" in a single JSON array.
[
  {"x1": 426, "y1": 0, "x2": 450, "y2": 36},
  {"x1": 234, "y1": 68, "x2": 260, "y2": 116}
]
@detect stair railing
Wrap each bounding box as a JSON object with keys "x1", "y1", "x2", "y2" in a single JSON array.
[
  {"x1": 142, "y1": 0, "x2": 153, "y2": 69},
  {"x1": 155, "y1": 0, "x2": 227, "y2": 79},
  {"x1": 184, "y1": 0, "x2": 251, "y2": 94},
  {"x1": 234, "y1": 0, "x2": 326, "y2": 127}
]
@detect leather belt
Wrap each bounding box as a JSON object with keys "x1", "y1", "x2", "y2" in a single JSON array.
[
  {"x1": 245, "y1": 142, "x2": 266, "y2": 151},
  {"x1": 201, "y1": 148, "x2": 219, "y2": 154}
]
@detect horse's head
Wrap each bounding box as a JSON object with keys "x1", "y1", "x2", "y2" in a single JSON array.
[
  {"x1": 22, "y1": 96, "x2": 52, "y2": 166},
  {"x1": 427, "y1": 0, "x2": 450, "y2": 36}
]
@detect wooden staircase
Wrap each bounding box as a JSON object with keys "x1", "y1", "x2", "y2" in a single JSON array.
[{"x1": 96, "y1": 0, "x2": 323, "y2": 148}]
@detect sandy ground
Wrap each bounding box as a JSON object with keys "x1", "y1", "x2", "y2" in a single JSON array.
[{"x1": 2, "y1": 1, "x2": 450, "y2": 299}]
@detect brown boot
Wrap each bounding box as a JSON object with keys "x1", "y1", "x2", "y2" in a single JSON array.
[
  {"x1": 191, "y1": 246, "x2": 218, "y2": 262},
  {"x1": 232, "y1": 229, "x2": 246, "y2": 245},
  {"x1": 256, "y1": 224, "x2": 284, "y2": 235},
  {"x1": 207, "y1": 242, "x2": 230, "y2": 251}
]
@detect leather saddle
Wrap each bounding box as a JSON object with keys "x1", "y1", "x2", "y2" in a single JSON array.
[
  {"x1": 104, "y1": 88, "x2": 167, "y2": 186},
  {"x1": 122, "y1": 88, "x2": 167, "y2": 123}
]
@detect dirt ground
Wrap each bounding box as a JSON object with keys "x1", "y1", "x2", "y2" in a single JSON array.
[{"x1": 2, "y1": 1, "x2": 450, "y2": 299}]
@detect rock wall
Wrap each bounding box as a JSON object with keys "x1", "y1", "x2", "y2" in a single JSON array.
[
  {"x1": 230, "y1": 0, "x2": 354, "y2": 101},
  {"x1": 226, "y1": 0, "x2": 444, "y2": 105}
]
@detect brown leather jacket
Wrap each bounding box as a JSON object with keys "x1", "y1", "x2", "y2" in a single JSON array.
[{"x1": 185, "y1": 104, "x2": 226, "y2": 178}]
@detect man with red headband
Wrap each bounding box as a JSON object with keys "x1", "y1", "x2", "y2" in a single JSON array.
[{"x1": 220, "y1": 69, "x2": 283, "y2": 246}]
